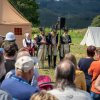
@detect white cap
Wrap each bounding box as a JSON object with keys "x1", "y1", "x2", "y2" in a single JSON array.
[
  {"x1": 15, "y1": 56, "x2": 34, "y2": 72},
  {"x1": 5, "y1": 32, "x2": 15, "y2": 41}
]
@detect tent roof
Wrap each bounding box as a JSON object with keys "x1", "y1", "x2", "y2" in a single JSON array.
[
  {"x1": 0, "y1": 0, "x2": 31, "y2": 25},
  {"x1": 80, "y1": 27, "x2": 100, "y2": 47}
]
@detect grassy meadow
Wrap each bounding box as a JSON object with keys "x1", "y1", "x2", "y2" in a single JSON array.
[{"x1": 33, "y1": 28, "x2": 87, "y2": 81}]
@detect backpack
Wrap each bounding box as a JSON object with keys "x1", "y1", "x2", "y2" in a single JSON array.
[{"x1": 37, "y1": 75, "x2": 54, "y2": 90}]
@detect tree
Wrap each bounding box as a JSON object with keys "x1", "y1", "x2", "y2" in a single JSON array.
[
  {"x1": 9, "y1": 0, "x2": 39, "y2": 26},
  {"x1": 91, "y1": 15, "x2": 100, "y2": 27}
]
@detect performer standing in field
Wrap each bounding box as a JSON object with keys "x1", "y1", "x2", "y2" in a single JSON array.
[
  {"x1": 23, "y1": 33, "x2": 34, "y2": 56},
  {"x1": 33, "y1": 34, "x2": 38, "y2": 56},
  {"x1": 59, "y1": 27, "x2": 72, "y2": 60},
  {"x1": 37, "y1": 27, "x2": 47, "y2": 68},
  {"x1": 47, "y1": 26, "x2": 58, "y2": 68}
]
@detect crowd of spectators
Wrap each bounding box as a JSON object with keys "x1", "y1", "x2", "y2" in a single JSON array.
[{"x1": 0, "y1": 32, "x2": 100, "y2": 100}]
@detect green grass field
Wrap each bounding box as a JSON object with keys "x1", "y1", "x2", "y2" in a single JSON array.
[{"x1": 37, "y1": 28, "x2": 87, "y2": 81}]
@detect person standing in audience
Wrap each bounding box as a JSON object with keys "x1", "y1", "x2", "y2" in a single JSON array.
[
  {"x1": 23, "y1": 33, "x2": 34, "y2": 56},
  {"x1": 0, "y1": 48, "x2": 12, "y2": 100},
  {"x1": 0, "y1": 48, "x2": 6, "y2": 83},
  {"x1": 2, "y1": 32, "x2": 18, "y2": 52},
  {"x1": 78, "y1": 45, "x2": 96, "y2": 92},
  {"x1": 88, "y1": 48, "x2": 100, "y2": 100},
  {"x1": 48, "y1": 60, "x2": 92, "y2": 100},
  {"x1": 1, "y1": 56, "x2": 39, "y2": 100},
  {"x1": 59, "y1": 27, "x2": 72, "y2": 60},
  {"x1": 37, "y1": 27, "x2": 47, "y2": 68},
  {"x1": 47, "y1": 26, "x2": 58, "y2": 68},
  {"x1": 3, "y1": 42, "x2": 17, "y2": 74},
  {"x1": 64, "y1": 53, "x2": 86, "y2": 91}
]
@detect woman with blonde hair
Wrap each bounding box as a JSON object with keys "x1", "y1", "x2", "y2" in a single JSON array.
[
  {"x1": 30, "y1": 91, "x2": 58, "y2": 100},
  {"x1": 64, "y1": 53, "x2": 86, "y2": 91}
]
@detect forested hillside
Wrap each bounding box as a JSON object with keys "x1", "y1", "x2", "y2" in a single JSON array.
[{"x1": 38, "y1": 0, "x2": 100, "y2": 28}]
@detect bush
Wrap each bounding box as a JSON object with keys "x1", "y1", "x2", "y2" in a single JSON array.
[{"x1": 91, "y1": 15, "x2": 100, "y2": 27}]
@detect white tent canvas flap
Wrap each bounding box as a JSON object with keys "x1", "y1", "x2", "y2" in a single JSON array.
[{"x1": 80, "y1": 27, "x2": 100, "y2": 47}]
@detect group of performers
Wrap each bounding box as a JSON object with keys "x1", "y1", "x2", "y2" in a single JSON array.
[{"x1": 22, "y1": 26, "x2": 72, "y2": 68}]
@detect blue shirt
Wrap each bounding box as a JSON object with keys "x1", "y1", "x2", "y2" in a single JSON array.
[
  {"x1": 0, "y1": 88, "x2": 12, "y2": 100},
  {"x1": 1, "y1": 75, "x2": 39, "y2": 100}
]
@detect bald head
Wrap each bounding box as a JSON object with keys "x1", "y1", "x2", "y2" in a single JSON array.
[{"x1": 55, "y1": 60, "x2": 75, "y2": 88}]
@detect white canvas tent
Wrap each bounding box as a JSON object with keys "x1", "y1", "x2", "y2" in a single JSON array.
[
  {"x1": 0, "y1": 0, "x2": 32, "y2": 47},
  {"x1": 80, "y1": 27, "x2": 100, "y2": 47}
]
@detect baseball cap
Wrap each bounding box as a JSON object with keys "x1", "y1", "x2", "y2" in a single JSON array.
[
  {"x1": 5, "y1": 32, "x2": 15, "y2": 41},
  {"x1": 38, "y1": 75, "x2": 54, "y2": 90},
  {"x1": 15, "y1": 56, "x2": 34, "y2": 72}
]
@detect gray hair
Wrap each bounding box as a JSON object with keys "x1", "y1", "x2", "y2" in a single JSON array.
[{"x1": 55, "y1": 60, "x2": 75, "y2": 90}]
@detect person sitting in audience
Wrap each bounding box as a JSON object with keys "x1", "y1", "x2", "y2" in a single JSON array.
[
  {"x1": 1, "y1": 56, "x2": 39, "y2": 100},
  {"x1": 3, "y1": 42, "x2": 17, "y2": 74},
  {"x1": 30, "y1": 90, "x2": 58, "y2": 100},
  {"x1": 95, "y1": 75, "x2": 100, "y2": 91},
  {"x1": 88, "y1": 48, "x2": 100, "y2": 100},
  {"x1": 48, "y1": 60, "x2": 92, "y2": 100},
  {"x1": 64, "y1": 53, "x2": 86, "y2": 91},
  {"x1": 78, "y1": 45, "x2": 96, "y2": 92}
]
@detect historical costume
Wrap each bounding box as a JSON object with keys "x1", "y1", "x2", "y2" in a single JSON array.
[
  {"x1": 47, "y1": 27, "x2": 58, "y2": 68},
  {"x1": 23, "y1": 33, "x2": 34, "y2": 56},
  {"x1": 33, "y1": 34, "x2": 38, "y2": 56},
  {"x1": 37, "y1": 27, "x2": 47, "y2": 68},
  {"x1": 60, "y1": 27, "x2": 72, "y2": 60}
]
